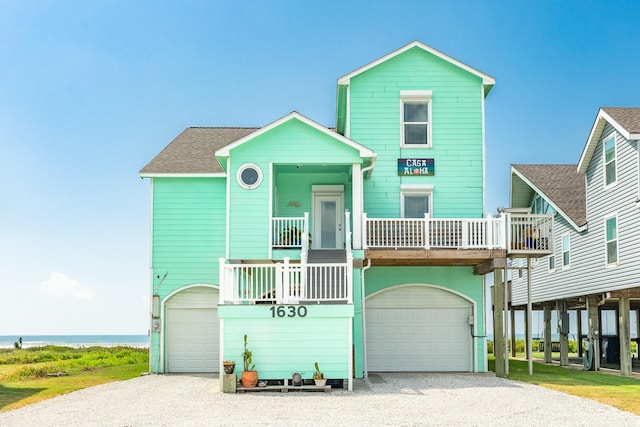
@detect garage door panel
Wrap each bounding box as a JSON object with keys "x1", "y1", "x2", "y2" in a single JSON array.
[
  {"x1": 366, "y1": 286, "x2": 472, "y2": 372},
  {"x1": 166, "y1": 287, "x2": 219, "y2": 373}
]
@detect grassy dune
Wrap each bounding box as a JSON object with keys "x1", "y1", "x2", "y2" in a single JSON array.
[{"x1": 0, "y1": 346, "x2": 148, "y2": 411}]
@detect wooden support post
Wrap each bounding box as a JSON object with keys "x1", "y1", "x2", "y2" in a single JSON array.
[
  {"x1": 559, "y1": 300, "x2": 569, "y2": 366},
  {"x1": 587, "y1": 297, "x2": 600, "y2": 371},
  {"x1": 543, "y1": 304, "x2": 552, "y2": 363},
  {"x1": 493, "y1": 268, "x2": 506, "y2": 378},
  {"x1": 619, "y1": 296, "x2": 632, "y2": 376},
  {"x1": 510, "y1": 307, "x2": 516, "y2": 358}
]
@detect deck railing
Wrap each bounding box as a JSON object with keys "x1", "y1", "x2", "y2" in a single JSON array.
[
  {"x1": 506, "y1": 213, "x2": 554, "y2": 254},
  {"x1": 272, "y1": 214, "x2": 308, "y2": 249},
  {"x1": 362, "y1": 214, "x2": 505, "y2": 249},
  {"x1": 219, "y1": 256, "x2": 353, "y2": 304}
]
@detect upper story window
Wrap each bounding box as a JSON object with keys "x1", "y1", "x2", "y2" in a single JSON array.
[
  {"x1": 400, "y1": 90, "x2": 432, "y2": 148},
  {"x1": 237, "y1": 163, "x2": 263, "y2": 190},
  {"x1": 561, "y1": 233, "x2": 570, "y2": 268},
  {"x1": 605, "y1": 214, "x2": 618, "y2": 265},
  {"x1": 603, "y1": 133, "x2": 617, "y2": 187},
  {"x1": 400, "y1": 185, "x2": 432, "y2": 218},
  {"x1": 548, "y1": 254, "x2": 556, "y2": 272}
]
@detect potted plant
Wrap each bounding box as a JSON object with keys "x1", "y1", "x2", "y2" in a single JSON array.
[
  {"x1": 313, "y1": 362, "x2": 326, "y2": 387},
  {"x1": 223, "y1": 360, "x2": 235, "y2": 375},
  {"x1": 241, "y1": 335, "x2": 258, "y2": 388}
]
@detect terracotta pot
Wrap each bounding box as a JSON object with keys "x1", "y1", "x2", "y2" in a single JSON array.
[{"x1": 241, "y1": 371, "x2": 259, "y2": 388}]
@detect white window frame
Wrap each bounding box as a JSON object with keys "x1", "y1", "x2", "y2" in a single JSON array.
[
  {"x1": 236, "y1": 163, "x2": 263, "y2": 190},
  {"x1": 561, "y1": 233, "x2": 571, "y2": 269},
  {"x1": 604, "y1": 213, "x2": 619, "y2": 266},
  {"x1": 603, "y1": 132, "x2": 617, "y2": 188},
  {"x1": 400, "y1": 90, "x2": 432, "y2": 148},
  {"x1": 400, "y1": 184, "x2": 433, "y2": 218}
]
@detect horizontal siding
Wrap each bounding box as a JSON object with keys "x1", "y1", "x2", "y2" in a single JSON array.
[
  {"x1": 221, "y1": 305, "x2": 352, "y2": 379},
  {"x1": 152, "y1": 178, "x2": 226, "y2": 299},
  {"x1": 349, "y1": 47, "x2": 485, "y2": 219},
  {"x1": 512, "y1": 127, "x2": 640, "y2": 305}
]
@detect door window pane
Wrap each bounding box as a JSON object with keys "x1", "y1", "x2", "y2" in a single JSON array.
[{"x1": 320, "y1": 200, "x2": 336, "y2": 248}]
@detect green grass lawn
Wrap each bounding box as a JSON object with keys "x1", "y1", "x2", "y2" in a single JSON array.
[
  {"x1": 489, "y1": 356, "x2": 640, "y2": 415},
  {"x1": 0, "y1": 346, "x2": 148, "y2": 412}
]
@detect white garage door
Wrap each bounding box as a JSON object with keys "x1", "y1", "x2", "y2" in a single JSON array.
[
  {"x1": 166, "y1": 287, "x2": 219, "y2": 373},
  {"x1": 366, "y1": 285, "x2": 472, "y2": 372}
]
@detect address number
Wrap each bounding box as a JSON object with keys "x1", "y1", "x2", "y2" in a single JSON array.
[{"x1": 270, "y1": 305, "x2": 307, "y2": 318}]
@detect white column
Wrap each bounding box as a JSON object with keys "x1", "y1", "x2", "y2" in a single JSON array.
[{"x1": 352, "y1": 163, "x2": 362, "y2": 250}]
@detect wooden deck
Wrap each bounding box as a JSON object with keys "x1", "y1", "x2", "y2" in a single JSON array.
[{"x1": 237, "y1": 384, "x2": 331, "y2": 393}]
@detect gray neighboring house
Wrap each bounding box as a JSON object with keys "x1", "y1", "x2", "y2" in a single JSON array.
[{"x1": 509, "y1": 107, "x2": 640, "y2": 375}]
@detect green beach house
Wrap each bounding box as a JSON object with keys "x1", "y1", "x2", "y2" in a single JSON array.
[{"x1": 141, "y1": 41, "x2": 543, "y2": 389}]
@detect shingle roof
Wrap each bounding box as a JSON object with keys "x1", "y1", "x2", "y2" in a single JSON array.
[
  {"x1": 601, "y1": 107, "x2": 640, "y2": 134},
  {"x1": 512, "y1": 164, "x2": 586, "y2": 228},
  {"x1": 139, "y1": 127, "x2": 258, "y2": 175}
]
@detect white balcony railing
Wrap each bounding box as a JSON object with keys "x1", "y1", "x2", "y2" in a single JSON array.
[
  {"x1": 272, "y1": 214, "x2": 308, "y2": 249},
  {"x1": 219, "y1": 256, "x2": 353, "y2": 305},
  {"x1": 363, "y1": 214, "x2": 506, "y2": 250},
  {"x1": 506, "y1": 213, "x2": 554, "y2": 254}
]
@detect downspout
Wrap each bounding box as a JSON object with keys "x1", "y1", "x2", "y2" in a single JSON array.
[{"x1": 361, "y1": 258, "x2": 372, "y2": 377}]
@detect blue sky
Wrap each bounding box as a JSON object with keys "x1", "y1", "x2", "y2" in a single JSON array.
[{"x1": 1, "y1": 1, "x2": 639, "y2": 335}]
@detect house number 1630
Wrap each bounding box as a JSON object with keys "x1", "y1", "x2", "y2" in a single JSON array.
[{"x1": 270, "y1": 305, "x2": 307, "y2": 318}]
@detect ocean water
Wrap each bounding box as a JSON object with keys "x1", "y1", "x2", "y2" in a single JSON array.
[{"x1": 0, "y1": 335, "x2": 149, "y2": 349}]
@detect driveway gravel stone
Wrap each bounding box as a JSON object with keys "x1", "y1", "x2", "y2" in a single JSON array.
[{"x1": 1, "y1": 372, "x2": 638, "y2": 426}]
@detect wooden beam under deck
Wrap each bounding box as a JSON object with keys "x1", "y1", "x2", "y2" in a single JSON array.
[{"x1": 364, "y1": 248, "x2": 507, "y2": 271}]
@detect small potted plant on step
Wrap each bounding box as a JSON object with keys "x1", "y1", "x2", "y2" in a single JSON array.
[
  {"x1": 241, "y1": 335, "x2": 258, "y2": 388},
  {"x1": 223, "y1": 360, "x2": 235, "y2": 374},
  {"x1": 313, "y1": 362, "x2": 326, "y2": 387}
]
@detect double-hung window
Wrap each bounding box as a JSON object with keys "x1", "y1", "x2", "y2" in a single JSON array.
[
  {"x1": 400, "y1": 90, "x2": 432, "y2": 147},
  {"x1": 603, "y1": 133, "x2": 617, "y2": 187},
  {"x1": 400, "y1": 185, "x2": 432, "y2": 218},
  {"x1": 605, "y1": 214, "x2": 618, "y2": 265},
  {"x1": 561, "y1": 233, "x2": 571, "y2": 268}
]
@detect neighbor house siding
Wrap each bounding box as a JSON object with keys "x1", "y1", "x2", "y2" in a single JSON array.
[
  {"x1": 348, "y1": 47, "x2": 484, "y2": 219},
  {"x1": 511, "y1": 124, "x2": 640, "y2": 305}
]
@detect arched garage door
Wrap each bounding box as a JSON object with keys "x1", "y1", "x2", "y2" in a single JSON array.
[
  {"x1": 366, "y1": 285, "x2": 472, "y2": 372},
  {"x1": 165, "y1": 286, "x2": 219, "y2": 373}
]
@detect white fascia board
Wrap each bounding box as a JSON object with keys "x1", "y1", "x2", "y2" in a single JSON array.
[
  {"x1": 578, "y1": 108, "x2": 634, "y2": 173},
  {"x1": 337, "y1": 41, "x2": 496, "y2": 89},
  {"x1": 215, "y1": 111, "x2": 375, "y2": 159},
  {"x1": 139, "y1": 173, "x2": 226, "y2": 178},
  {"x1": 510, "y1": 166, "x2": 586, "y2": 232}
]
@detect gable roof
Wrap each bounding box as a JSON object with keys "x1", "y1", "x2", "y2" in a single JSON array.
[
  {"x1": 336, "y1": 40, "x2": 496, "y2": 95},
  {"x1": 139, "y1": 127, "x2": 258, "y2": 176},
  {"x1": 511, "y1": 164, "x2": 587, "y2": 230},
  {"x1": 577, "y1": 107, "x2": 640, "y2": 173},
  {"x1": 215, "y1": 111, "x2": 376, "y2": 159}
]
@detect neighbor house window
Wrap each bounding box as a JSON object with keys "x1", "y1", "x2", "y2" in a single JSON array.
[
  {"x1": 400, "y1": 90, "x2": 432, "y2": 147},
  {"x1": 548, "y1": 254, "x2": 556, "y2": 272},
  {"x1": 562, "y1": 233, "x2": 570, "y2": 268},
  {"x1": 605, "y1": 214, "x2": 618, "y2": 265},
  {"x1": 604, "y1": 133, "x2": 617, "y2": 187}
]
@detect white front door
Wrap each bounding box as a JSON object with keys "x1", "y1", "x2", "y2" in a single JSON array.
[{"x1": 313, "y1": 194, "x2": 343, "y2": 249}]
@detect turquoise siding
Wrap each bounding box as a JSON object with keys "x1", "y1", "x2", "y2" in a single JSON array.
[
  {"x1": 363, "y1": 266, "x2": 486, "y2": 371},
  {"x1": 220, "y1": 304, "x2": 353, "y2": 380},
  {"x1": 152, "y1": 178, "x2": 226, "y2": 295},
  {"x1": 348, "y1": 46, "x2": 484, "y2": 218},
  {"x1": 227, "y1": 118, "x2": 362, "y2": 259}
]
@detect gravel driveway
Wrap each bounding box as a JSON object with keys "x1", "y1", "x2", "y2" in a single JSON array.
[{"x1": 1, "y1": 372, "x2": 638, "y2": 426}]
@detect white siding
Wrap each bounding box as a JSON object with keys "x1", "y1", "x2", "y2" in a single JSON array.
[{"x1": 512, "y1": 124, "x2": 640, "y2": 305}]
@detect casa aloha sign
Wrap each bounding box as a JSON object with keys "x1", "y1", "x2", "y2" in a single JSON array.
[{"x1": 397, "y1": 158, "x2": 434, "y2": 176}]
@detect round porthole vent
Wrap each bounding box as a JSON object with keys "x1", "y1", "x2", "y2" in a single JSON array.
[{"x1": 237, "y1": 163, "x2": 263, "y2": 190}]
